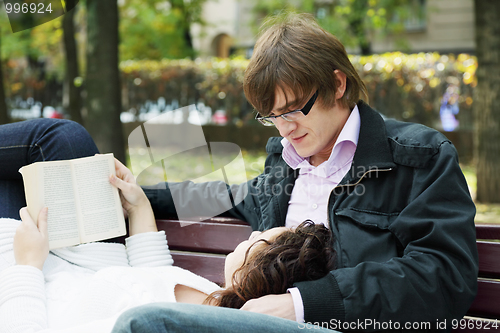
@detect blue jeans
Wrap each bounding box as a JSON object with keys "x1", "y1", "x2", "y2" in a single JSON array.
[
  {"x1": 111, "y1": 303, "x2": 337, "y2": 333},
  {"x1": 0, "y1": 118, "x2": 99, "y2": 219}
]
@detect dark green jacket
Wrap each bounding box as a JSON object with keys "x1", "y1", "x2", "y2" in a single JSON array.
[{"x1": 145, "y1": 101, "x2": 478, "y2": 330}]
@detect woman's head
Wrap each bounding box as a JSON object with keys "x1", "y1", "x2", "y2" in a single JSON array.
[{"x1": 206, "y1": 221, "x2": 336, "y2": 308}]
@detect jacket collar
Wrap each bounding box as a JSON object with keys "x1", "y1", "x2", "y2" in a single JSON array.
[{"x1": 339, "y1": 100, "x2": 396, "y2": 185}]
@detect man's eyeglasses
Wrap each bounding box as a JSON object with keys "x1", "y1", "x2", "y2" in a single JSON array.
[{"x1": 255, "y1": 90, "x2": 319, "y2": 127}]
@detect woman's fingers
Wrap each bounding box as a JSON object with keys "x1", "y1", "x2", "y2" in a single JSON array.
[
  {"x1": 113, "y1": 158, "x2": 135, "y2": 183},
  {"x1": 19, "y1": 207, "x2": 35, "y2": 226},
  {"x1": 109, "y1": 174, "x2": 133, "y2": 192},
  {"x1": 19, "y1": 207, "x2": 48, "y2": 233},
  {"x1": 15, "y1": 207, "x2": 50, "y2": 270},
  {"x1": 37, "y1": 207, "x2": 48, "y2": 238}
]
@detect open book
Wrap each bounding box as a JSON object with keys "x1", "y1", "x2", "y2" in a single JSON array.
[{"x1": 19, "y1": 154, "x2": 126, "y2": 249}]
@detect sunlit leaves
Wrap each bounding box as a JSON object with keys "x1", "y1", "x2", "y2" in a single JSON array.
[{"x1": 119, "y1": 0, "x2": 208, "y2": 60}]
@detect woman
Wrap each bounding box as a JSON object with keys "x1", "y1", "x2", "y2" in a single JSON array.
[{"x1": 0, "y1": 119, "x2": 335, "y2": 333}]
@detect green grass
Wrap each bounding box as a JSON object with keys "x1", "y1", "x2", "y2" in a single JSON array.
[
  {"x1": 462, "y1": 164, "x2": 500, "y2": 224},
  {"x1": 126, "y1": 147, "x2": 266, "y2": 186}
]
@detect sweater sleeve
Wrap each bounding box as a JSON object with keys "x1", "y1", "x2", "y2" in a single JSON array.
[
  {"x1": 0, "y1": 265, "x2": 48, "y2": 333},
  {"x1": 125, "y1": 231, "x2": 174, "y2": 267}
]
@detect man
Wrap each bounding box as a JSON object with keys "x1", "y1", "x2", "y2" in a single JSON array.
[{"x1": 113, "y1": 12, "x2": 478, "y2": 332}]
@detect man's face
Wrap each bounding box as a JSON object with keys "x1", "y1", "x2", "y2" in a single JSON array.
[{"x1": 271, "y1": 86, "x2": 351, "y2": 166}]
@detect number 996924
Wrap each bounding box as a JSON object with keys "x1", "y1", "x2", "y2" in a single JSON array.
[
  {"x1": 5, "y1": 2, "x2": 54, "y2": 14},
  {"x1": 451, "y1": 318, "x2": 499, "y2": 330}
]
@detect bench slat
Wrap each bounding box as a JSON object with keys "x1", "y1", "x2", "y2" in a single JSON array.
[
  {"x1": 467, "y1": 279, "x2": 500, "y2": 320},
  {"x1": 475, "y1": 224, "x2": 500, "y2": 240},
  {"x1": 171, "y1": 252, "x2": 226, "y2": 286},
  {"x1": 158, "y1": 219, "x2": 252, "y2": 254},
  {"x1": 477, "y1": 241, "x2": 500, "y2": 279}
]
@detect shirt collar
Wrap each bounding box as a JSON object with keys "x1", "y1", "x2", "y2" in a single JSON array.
[{"x1": 281, "y1": 104, "x2": 361, "y2": 173}]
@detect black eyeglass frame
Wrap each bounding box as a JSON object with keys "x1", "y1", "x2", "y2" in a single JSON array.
[{"x1": 255, "y1": 90, "x2": 319, "y2": 126}]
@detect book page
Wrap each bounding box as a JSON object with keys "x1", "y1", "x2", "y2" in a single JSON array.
[
  {"x1": 39, "y1": 162, "x2": 80, "y2": 249},
  {"x1": 73, "y1": 154, "x2": 126, "y2": 243}
]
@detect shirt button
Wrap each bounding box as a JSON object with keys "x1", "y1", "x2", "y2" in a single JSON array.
[{"x1": 312, "y1": 204, "x2": 318, "y2": 209}]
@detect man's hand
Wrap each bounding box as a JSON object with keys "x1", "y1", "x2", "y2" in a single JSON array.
[
  {"x1": 14, "y1": 207, "x2": 50, "y2": 270},
  {"x1": 240, "y1": 293, "x2": 296, "y2": 321},
  {"x1": 109, "y1": 157, "x2": 157, "y2": 235}
]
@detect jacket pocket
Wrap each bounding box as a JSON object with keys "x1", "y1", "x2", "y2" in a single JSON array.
[{"x1": 333, "y1": 209, "x2": 401, "y2": 268}]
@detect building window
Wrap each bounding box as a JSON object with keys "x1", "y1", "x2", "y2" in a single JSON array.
[{"x1": 404, "y1": 0, "x2": 427, "y2": 32}]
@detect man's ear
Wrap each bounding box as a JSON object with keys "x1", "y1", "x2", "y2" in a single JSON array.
[{"x1": 334, "y1": 69, "x2": 347, "y2": 100}]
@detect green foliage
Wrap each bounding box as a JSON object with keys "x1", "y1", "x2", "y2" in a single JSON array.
[
  {"x1": 0, "y1": 7, "x2": 79, "y2": 80},
  {"x1": 129, "y1": 146, "x2": 267, "y2": 184},
  {"x1": 119, "y1": 0, "x2": 208, "y2": 60},
  {"x1": 0, "y1": 14, "x2": 40, "y2": 60},
  {"x1": 0, "y1": 0, "x2": 208, "y2": 74},
  {"x1": 251, "y1": 0, "x2": 413, "y2": 54}
]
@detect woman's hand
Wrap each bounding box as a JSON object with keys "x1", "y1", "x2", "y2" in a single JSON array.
[
  {"x1": 109, "y1": 158, "x2": 157, "y2": 235},
  {"x1": 14, "y1": 207, "x2": 50, "y2": 270}
]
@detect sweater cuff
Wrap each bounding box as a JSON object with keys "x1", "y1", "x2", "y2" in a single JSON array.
[
  {"x1": 294, "y1": 273, "x2": 345, "y2": 324},
  {"x1": 0, "y1": 265, "x2": 48, "y2": 332},
  {"x1": 0, "y1": 265, "x2": 45, "y2": 304},
  {"x1": 125, "y1": 231, "x2": 174, "y2": 267}
]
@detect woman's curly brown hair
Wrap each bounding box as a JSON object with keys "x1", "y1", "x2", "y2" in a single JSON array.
[{"x1": 204, "y1": 220, "x2": 336, "y2": 308}]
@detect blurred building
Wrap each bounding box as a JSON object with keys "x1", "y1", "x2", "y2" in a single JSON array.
[
  {"x1": 191, "y1": 0, "x2": 475, "y2": 58},
  {"x1": 191, "y1": 0, "x2": 255, "y2": 58},
  {"x1": 368, "y1": 0, "x2": 475, "y2": 54}
]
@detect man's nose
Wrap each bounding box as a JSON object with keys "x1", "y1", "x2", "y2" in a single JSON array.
[{"x1": 275, "y1": 117, "x2": 297, "y2": 137}]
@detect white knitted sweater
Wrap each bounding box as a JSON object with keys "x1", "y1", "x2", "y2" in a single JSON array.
[{"x1": 0, "y1": 218, "x2": 221, "y2": 333}]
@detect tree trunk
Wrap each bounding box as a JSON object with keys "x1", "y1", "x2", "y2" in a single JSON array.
[
  {"x1": 63, "y1": 0, "x2": 83, "y2": 125},
  {"x1": 170, "y1": 0, "x2": 195, "y2": 58},
  {"x1": 474, "y1": 0, "x2": 500, "y2": 203},
  {"x1": 0, "y1": 30, "x2": 10, "y2": 124},
  {"x1": 85, "y1": 0, "x2": 125, "y2": 163},
  {"x1": 348, "y1": 0, "x2": 372, "y2": 55},
  {"x1": 63, "y1": 0, "x2": 83, "y2": 124}
]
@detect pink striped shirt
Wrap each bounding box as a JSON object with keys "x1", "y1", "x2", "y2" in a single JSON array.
[
  {"x1": 282, "y1": 105, "x2": 361, "y2": 228},
  {"x1": 283, "y1": 105, "x2": 360, "y2": 323}
]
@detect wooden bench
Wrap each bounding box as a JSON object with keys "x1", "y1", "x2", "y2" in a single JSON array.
[
  {"x1": 157, "y1": 217, "x2": 252, "y2": 286},
  {"x1": 156, "y1": 218, "x2": 500, "y2": 331},
  {"x1": 453, "y1": 224, "x2": 500, "y2": 332}
]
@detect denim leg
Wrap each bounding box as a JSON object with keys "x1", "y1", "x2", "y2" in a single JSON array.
[
  {"x1": 0, "y1": 119, "x2": 99, "y2": 219},
  {"x1": 111, "y1": 303, "x2": 337, "y2": 333}
]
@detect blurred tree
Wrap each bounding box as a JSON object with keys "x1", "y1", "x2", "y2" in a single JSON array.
[
  {"x1": 253, "y1": 0, "x2": 412, "y2": 55},
  {"x1": 62, "y1": 0, "x2": 83, "y2": 124},
  {"x1": 85, "y1": 0, "x2": 126, "y2": 163},
  {"x1": 474, "y1": 0, "x2": 500, "y2": 203},
  {"x1": 0, "y1": 30, "x2": 10, "y2": 124},
  {"x1": 119, "y1": 0, "x2": 208, "y2": 60}
]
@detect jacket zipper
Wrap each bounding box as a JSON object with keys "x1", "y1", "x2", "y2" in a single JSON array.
[
  {"x1": 334, "y1": 168, "x2": 393, "y2": 190},
  {"x1": 327, "y1": 167, "x2": 393, "y2": 224}
]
